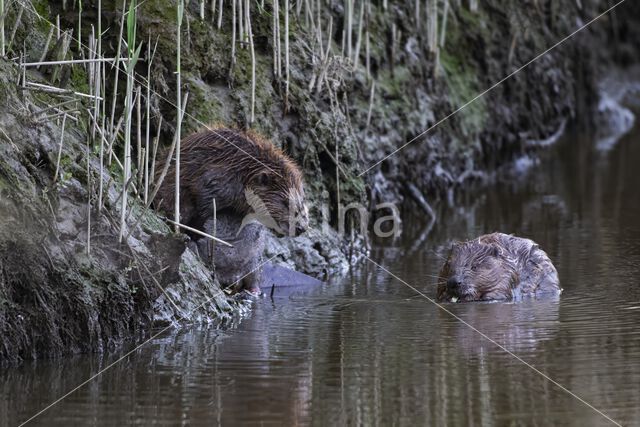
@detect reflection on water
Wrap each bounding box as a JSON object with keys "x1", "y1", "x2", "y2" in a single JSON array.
[{"x1": 3, "y1": 125, "x2": 640, "y2": 426}]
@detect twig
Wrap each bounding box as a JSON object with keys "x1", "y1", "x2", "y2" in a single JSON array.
[
  {"x1": 24, "y1": 81, "x2": 103, "y2": 100},
  {"x1": 23, "y1": 57, "x2": 124, "y2": 67},
  {"x1": 164, "y1": 218, "x2": 232, "y2": 247}
]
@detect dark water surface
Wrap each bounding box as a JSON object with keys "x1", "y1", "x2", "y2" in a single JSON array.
[{"x1": 4, "y1": 125, "x2": 640, "y2": 426}]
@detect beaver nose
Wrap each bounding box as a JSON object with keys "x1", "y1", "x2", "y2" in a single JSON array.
[{"x1": 447, "y1": 277, "x2": 462, "y2": 289}]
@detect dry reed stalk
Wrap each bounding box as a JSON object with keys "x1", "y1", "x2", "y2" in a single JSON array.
[
  {"x1": 238, "y1": 0, "x2": 244, "y2": 46},
  {"x1": 366, "y1": 80, "x2": 375, "y2": 129},
  {"x1": 245, "y1": 0, "x2": 255, "y2": 124},
  {"x1": 147, "y1": 93, "x2": 188, "y2": 209},
  {"x1": 7, "y1": 3, "x2": 24, "y2": 53},
  {"x1": 353, "y1": 0, "x2": 364, "y2": 69},
  {"x1": 86, "y1": 129, "x2": 92, "y2": 255},
  {"x1": 175, "y1": 0, "x2": 184, "y2": 231},
  {"x1": 109, "y1": 0, "x2": 126, "y2": 139},
  {"x1": 345, "y1": 0, "x2": 352, "y2": 59},
  {"x1": 230, "y1": 0, "x2": 236, "y2": 70},
  {"x1": 217, "y1": 0, "x2": 223, "y2": 28},
  {"x1": 88, "y1": 110, "x2": 124, "y2": 172},
  {"x1": 37, "y1": 27, "x2": 54, "y2": 69},
  {"x1": 53, "y1": 113, "x2": 68, "y2": 184},
  {"x1": 427, "y1": 0, "x2": 438, "y2": 53},
  {"x1": 440, "y1": 0, "x2": 449, "y2": 47},
  {"x1": 144, "y1": 36, "x2": 159, "y2": 203},
  {"x1": 149, "y1": 115, "x2": 162, "y2": 191},
  {"x1": 120, "y1": 0, "x2": 142, "y2": 242},
  {"x1": 77, "y1": 0, "x2": 82, "y2": 50},
  {"x1": 25, "y1": 81, "x2": 102, "y2": 100},
  {"x1": 136, "y1": 85, "x2": 143, "y2": 190},
  {"x1": 284, "y1": 0, "x2": 289, "y2": 110},
  {"x1": 0, "y1": 0, "x2": 5, "y2": 57},
  {"x1": 164, "y1": 218, "x2": 232, "y2": 247},
  {"x1": 273, "y1": 0, "x2": 280, "y2": 78},
  {"x1": 23, "y1": 57, "x2": 122, "y2": 67}
]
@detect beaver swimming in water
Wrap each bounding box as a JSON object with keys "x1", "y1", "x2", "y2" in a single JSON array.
[
  {"x1": 155, "y1": 127, "x2": 309, "y2": 236},
  {"x1": 437, "y1": 233, "x2": 561, "y2": 302}
]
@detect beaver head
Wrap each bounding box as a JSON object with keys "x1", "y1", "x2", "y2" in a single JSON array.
[
  {"x1": 244, "y1": 158, "x2": 309, "y2": 237},
  {"x1": 437, "y1": 239, "x2": 518, "y2": 302}
]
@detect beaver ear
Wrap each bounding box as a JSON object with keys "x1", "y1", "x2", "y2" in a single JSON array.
[{"x1": 490, "y1": 245, "x2": 501, "y2": 257}]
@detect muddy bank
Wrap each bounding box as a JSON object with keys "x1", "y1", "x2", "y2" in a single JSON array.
[
  {"x1": 0, "y1": 0, "x2": 639, "y2": 362},
  {"x1": 0, "y1": 57, "x2": 246, "y2": 362}
]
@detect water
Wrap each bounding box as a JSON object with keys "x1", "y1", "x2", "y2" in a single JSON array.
[{"x1": 3, "y1": 124, "x2": 640, "y2": 426}]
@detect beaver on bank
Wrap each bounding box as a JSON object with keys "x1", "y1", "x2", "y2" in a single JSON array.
[
  {"x1": 155, "y1": 127, "x2": 309, "y2": 236},
  {"x1": 437, "y1": 233, "x2": 561, "y2": 302}
]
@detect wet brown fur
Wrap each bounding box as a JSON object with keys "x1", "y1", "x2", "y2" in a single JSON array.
[
  {"x1": 437, "y1": 233, "x2": 561, "y2": 302},
  {"x1": 155, "y1": 126, "x2": 308, "y2": 235}
]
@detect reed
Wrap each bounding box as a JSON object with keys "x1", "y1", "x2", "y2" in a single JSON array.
[
  {"x1": 245, "y1": 0, "x2": 255, "y2": 124},
  {"x1": 238, "y1": 0, "x2": 243, "y2": 46},
  {"x1": 136, "y1": 85, "x2": 142, "y2": 189},
  {"x1": 366, "y1": 80, "x2": 375, "y2": 130},
  {"x1": 345, "y1": 0, "x2": 352, "y2": 59},
  {"x1": 230, "y1": 0, "x2": 236, "y2": 72},
  {"x1": 147, "y1": 93, "x2": 188, "y2": 210},
  {"x1": 175, "y1": 0, "x2": 184, "y2": 232},
  {"x1": 86, "y1": 128, "x2": 92, "y2": 255},
  {"x1": 53, "y1": 113, "x2": 68, "y2": 184},
  {"x1": 427, "y1": 0, "x2": 438, "y2": 53},
  {"x1": 353, "y1": 0, "x2": 364, "y2": 69},
  {"x1": 217, "y1": 0, "x2": 223, "y2": 29},
  {"x1": 77, "y1": 0, "x2": 82, "y2": 51},
  {"x1": 7, "y1": 2, "x2": 23, "y2": 53},
  {"x1": 284, "y1": 0, "x2": 289, "y2": 109},
  {"x1": 120, "y1": 0, "x2": 142, "y2": 242},
  {"x1": 108, "y1": 0, "x2": 126, "y2": 149},
  {"x1": 149, "y1": 115, "x2": 162, "y2": 192},
  {"x1": 144, "y1": 36, "x2": 159, "y2": 204},
  {"x1": 0, "y1": 0, "x2": 4, "y2": 57},
  {"x1": 440, "y1": 0, "x2": 449, "y2": 48},
  {"x1": 273, "y1": 0, "x2": 280, "y2": 78},
  {"x1": 164, "y1": 218, "x2": 232, "y2": 247}
]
